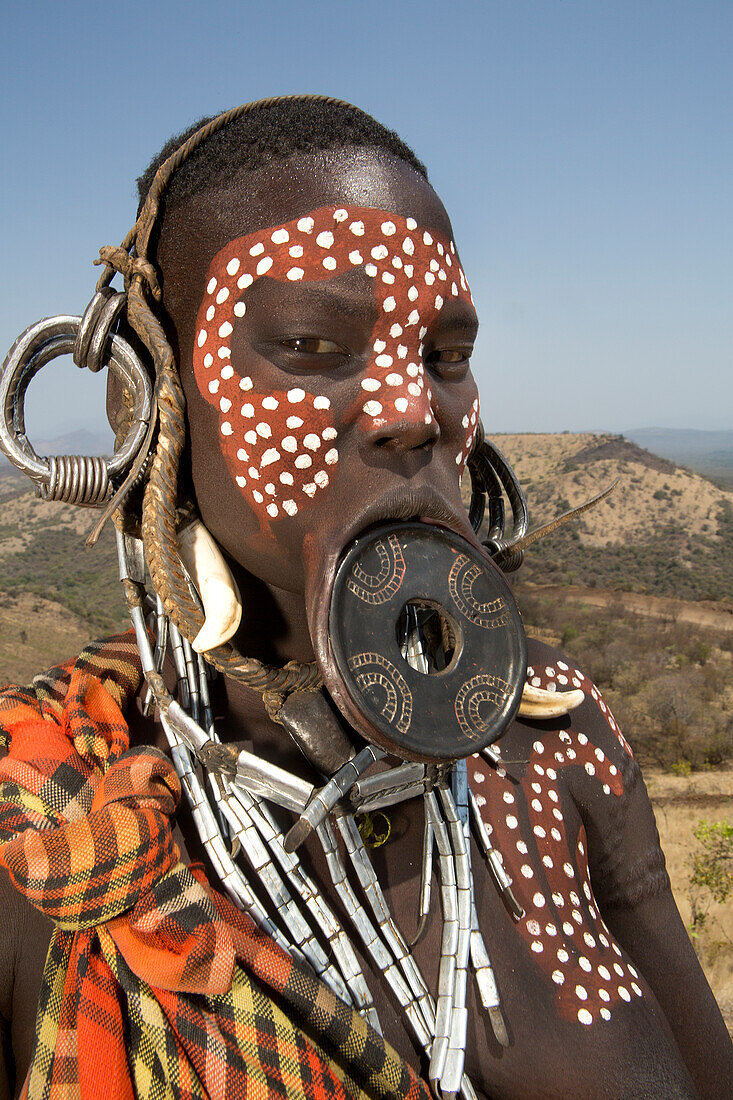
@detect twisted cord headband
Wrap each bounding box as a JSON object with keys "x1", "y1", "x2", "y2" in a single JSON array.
[{"x1": 95, "y1": 96, "x2": 362, "y2": 697}]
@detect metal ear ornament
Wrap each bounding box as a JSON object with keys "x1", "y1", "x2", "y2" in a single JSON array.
[{"x1": 0, "y1": 292, "x2": 152, "y2": 507}]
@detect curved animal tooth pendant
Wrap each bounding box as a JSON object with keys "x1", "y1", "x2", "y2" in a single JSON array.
[
  {"x1": 324, "y1": 522, "x2": 527, "y2": 763},
  {"x1": 177, "y1": 519, "x2": 243, "y2": 652},
  {"x1": 518, "y1": 682, "x2": 585, "y2": 719}
]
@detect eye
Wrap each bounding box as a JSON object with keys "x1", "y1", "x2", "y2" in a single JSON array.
[
  {"x1": 424, "y1": 346, "x2": 473, "y2": 378},
  {"x1": 281, "y1": 337, "x2": 347, "y2": 354},
  {"x1": 428, "y1": 349, "x2": 470, "y2": 364}
]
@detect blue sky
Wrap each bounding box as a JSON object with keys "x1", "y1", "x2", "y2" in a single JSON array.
[{"x1": 1, "y1": 0, "x2": 730, "y2": 440}]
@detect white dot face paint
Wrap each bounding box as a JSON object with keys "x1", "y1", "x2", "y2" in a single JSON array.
[
  {"x1": 466, "y1": 692, "x2": 637, "y2": 1032},
  {"x1": 193, "y1": 205, "x2": 476, "y2": 526}
]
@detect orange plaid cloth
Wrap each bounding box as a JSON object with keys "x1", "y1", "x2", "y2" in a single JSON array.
[{"x1": 0, "y1": 633, "x2": 430, "y2": 1100}]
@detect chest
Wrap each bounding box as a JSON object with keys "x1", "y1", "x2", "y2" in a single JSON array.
[
  {"x1": 292, "y1": 759, "x2": 690, "y2": 1099},
  {"x1": 9, "y1": 755, "x2": 691, "y2": 1100}
]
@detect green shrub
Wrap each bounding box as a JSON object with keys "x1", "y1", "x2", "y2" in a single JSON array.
[
  {"x1": 688, "y1": 820, "x2": 733, "y2": 938},
  {"x1": 514, "y1": 586, "x2": 733, "y2": 770}
]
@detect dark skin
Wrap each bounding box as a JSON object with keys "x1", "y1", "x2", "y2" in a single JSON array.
[{"x1": 2, "y1": 147, "x2": 731, "y2": 1098}]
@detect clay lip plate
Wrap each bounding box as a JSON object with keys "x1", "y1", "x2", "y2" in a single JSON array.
[{"x1": 325, "y1": 521, "x2": 527, "y2": 763}]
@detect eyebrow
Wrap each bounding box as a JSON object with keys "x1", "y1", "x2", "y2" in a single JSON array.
[
  {"x1": 431, "y1": 308, "x2": 479, "y2": 337},
  {"x1": 438, "y1": 314, "x2": 478, "y2": 334},
  {"x1": 256, "y1": 278, "x2": 380, "y2": 325}
]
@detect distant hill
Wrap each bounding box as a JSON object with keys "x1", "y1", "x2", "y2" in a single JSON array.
[
  {"x1": 492, "y1": 432, "x2": 733, "y2": 602},
  {"x1": 0, "y1": 466, "x2": 127, "y2": 632},
  {"x1": 0, "y1": 428, "x2": 114, "y2": 465},
  {"x1": 0, "y1": 431, "x2": 731, "y2": 652},
  {"x1": 625, "y1": 428, "x2": 733, "y2": 486}
]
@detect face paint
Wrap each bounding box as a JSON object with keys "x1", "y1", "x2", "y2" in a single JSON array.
[
  {"x1": 193, "y1": 207, "x2": 479, "y2": 525},
  {"x1": 470, "y1": 662, "x2": 643, "y2": 1029}
]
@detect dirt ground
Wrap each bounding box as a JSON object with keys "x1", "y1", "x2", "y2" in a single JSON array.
[
  {"x1": 0, "y1": 590, "x2": 94, "y2": 686},
  {"x1": 645, "y1": 765, "x2": 733, "y2": 1033},
  {"x1": 520, "y1": 581, "x2": 733, "y2": 633}
]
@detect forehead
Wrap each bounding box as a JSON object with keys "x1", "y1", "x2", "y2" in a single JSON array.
[
  {"x1": 195, "y1": 205, "x2": 473, "y2": 388},
  {"x1": 158, "y1": 149, "x2": 455, "y2": 305},
  {"x1": 200, "y1": 204, "x2": 470, "y2": 309}
]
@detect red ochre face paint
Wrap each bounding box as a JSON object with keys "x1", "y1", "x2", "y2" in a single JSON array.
[{"x1": 193, "y1": 206, "x2": 479, "y2": 524}]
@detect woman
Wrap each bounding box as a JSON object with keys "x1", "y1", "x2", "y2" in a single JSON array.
[{"x1": 0, "y1": 97, "x2": 730, "y2": 1099}]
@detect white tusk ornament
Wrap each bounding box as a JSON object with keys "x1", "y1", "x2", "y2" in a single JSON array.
[
  {"x1": 518, "y1": 682, "x2": 585, "y2": 719},
  {"x1": 177, "y1": 519, "x2": 243, "y2": 652}
]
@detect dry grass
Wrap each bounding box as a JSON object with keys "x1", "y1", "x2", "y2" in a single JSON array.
[
  {"x1": 0, "y1": 590, "x2": 98, "y2": 686},
  {"x1": 646, "y1": 767, "x2": 733, "y2": 1032}
]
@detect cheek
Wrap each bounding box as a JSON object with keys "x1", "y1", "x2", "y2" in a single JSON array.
[
  {"x1": 214, "y1": 380, "x2": 339, "y2": 522},
  {"x1": 455, "y1": 392, "x2": 480, "y2": 475}
]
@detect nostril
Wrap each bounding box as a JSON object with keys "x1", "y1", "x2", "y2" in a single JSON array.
[{"x1": 366, "y1": 418, "x2": 440, "y2": 451}]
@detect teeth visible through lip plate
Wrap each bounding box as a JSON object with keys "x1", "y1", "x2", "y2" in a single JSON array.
[
  {"x1": 177, "y1": 518, "x2": 243, "y2": 652},
  {"x1": 519, "y1": 684, "x2": 585, "y2": 719}
]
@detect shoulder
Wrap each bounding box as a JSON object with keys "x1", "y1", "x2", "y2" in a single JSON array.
[
  {"x1": 490, "y1": 637, "x2": 643, "y2": 831},
  {"x1": 522, "y1": 641, "x2": 669, "y2": 895},
  {"x1": 524, "y1": 637, "x2": 634, "y2": 768}
]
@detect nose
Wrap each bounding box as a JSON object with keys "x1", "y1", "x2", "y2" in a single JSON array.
[
  {"x1": 358, "y1": 354, "x2": 440, "y2": 451},
  {"x1": 361, "y1": 406, "x2": 440, "y2": 451}
]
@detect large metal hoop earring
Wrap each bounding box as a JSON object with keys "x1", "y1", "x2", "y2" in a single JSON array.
[{"x1": 0, "y1": 295, "x2": 152, "y2": 506}]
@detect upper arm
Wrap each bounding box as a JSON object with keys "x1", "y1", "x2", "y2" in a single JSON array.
[
  {"x1": 559, "y1": 663, "x2": 733, "y2": 1097},
  {"x1": 0, "y1": 868, "x2": 53, "y2": 1099},
  {"x1": 0, "y1": 870, "x2": 19, "y2": 1100}
]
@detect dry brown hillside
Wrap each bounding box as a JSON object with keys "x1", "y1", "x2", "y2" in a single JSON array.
[
  {"x1": 0, "y1": 467, "x2": 127, "y2": 631},
  {"x1": 489, "y1": 432, "x2": 733, "y2": 602},
  {"x1": 495, "y1": 432, "x2": 730, "y2": 545}
]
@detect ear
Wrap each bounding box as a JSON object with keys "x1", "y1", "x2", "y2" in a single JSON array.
[{"x1": 105, "y1": 317, "x2": 156, "y2": 441}]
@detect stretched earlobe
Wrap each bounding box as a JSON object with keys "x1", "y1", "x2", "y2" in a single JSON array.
[{"x1": 177, "y1": 519, "x2": 243, "y2": 652}]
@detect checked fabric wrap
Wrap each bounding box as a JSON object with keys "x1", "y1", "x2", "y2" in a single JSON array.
[{"x1": 0, "y1": 633, "x2": 431, "y2": 1100}]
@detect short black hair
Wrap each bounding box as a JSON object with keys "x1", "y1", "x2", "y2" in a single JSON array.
[{"x1": 136, "y1": 97, "x2": 428, "y2": 212}]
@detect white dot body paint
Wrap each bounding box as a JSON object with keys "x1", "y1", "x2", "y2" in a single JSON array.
[{"x1": 463, "y1": 706, "x2": 640, "y2": 1028}]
